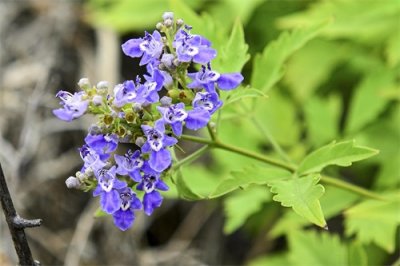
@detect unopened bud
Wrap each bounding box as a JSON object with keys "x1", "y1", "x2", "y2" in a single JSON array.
[
  {"x1": 92, "y1": 95, "x2": 103, "y2": 105},
  {"x1": 135, "y1": 137, "x2": 145, "y2": 147},
  {"x1": 164, "y1": 19, "x2": 173, "y2": 27},
  {"x1": 88, "y1": 125, "x2": 101, "y2": 135},
  {"x1": 133, "y1": 103, "x2": 142, "y2": 112},
  {"x1": 66, "y1": 176, "x2": 81, "y2": 189},
  {"x1": 176, "y1": 19, "x2": 184, "y2": 27},
  {"x1": 96, "y1": 81, "x2": 109, "y2": 94},
  {"x1": 78, "y1": 78, "x2": 90, "y2": 90},
  {"x1": 160, "y1": 96, "x2": 172, "y2": 106},
  {"x1": 162, "y1": 12, "x2": 174, "y2": 21},
  {"x1": 161, "y1": 53, "x2": 175, "y2": 68},
  {"x1": 156, "y1": 22, "x2": 163, "y2": 30}
]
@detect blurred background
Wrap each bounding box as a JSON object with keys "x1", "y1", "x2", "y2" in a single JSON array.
[{"x1": 0, "y1": 0, "x2": 399, "y2": 265}]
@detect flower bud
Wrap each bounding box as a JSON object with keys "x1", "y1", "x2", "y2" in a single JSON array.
[
  {"x1": 161, "y1": 53, "x2": 175, "y2": 68},
  {"x1": 78, "y1": 78, "x2": 90, "y2": 90},
  {"x1": 92, "y1": 95, "x2": 103, "y2": 105},
  {"x1": 135, "y1": 137, "x2": 145, "y2": 147},
  {"x1": 162, "y1": 12, "x2": 174, "y2": 21},
  {"x1": 156, "y1": 22, "x2": 163, "y2": 30},
  {"x1": 96, "y1": 81, "x2": 109, "y2": 94},
  {"x1": 160, "y1": 96, "x2": 172, "y2": 106},
  {"x1": 88, "y1": 125, "x2": 101, "y2": 135},
  {"x1": 65, "y1": 176, "x2": 81, "y2": 189},
  {"x1": 133, "y1": 103, "x2": 142, "y2": 112},
  {"x1": 164, "y1": 19, "x2": 173, "y2": 28},
  {"x1": 176, "y1": 19, "x2": 184, "y2": 27}
]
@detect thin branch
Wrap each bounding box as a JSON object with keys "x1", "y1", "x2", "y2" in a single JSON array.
[{"x1": 0, "y1": 161, "x2": 41, "y2": 265}]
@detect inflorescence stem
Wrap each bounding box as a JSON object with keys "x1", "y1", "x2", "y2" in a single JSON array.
[{"x1": 179, "y1": 134, "x2": 386, "y2": 201}]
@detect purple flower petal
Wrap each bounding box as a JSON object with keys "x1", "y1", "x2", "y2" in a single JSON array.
[
  {"x1": 143, "y1": 191, "x2": 163, "y2": 216},
  {"x1": 113, "y1": 209, "x2": 135, "y2": 231},
  {"x1": 100, "y1": 190, "x2": 121, "y2": 214},
  {"x1": 122, "y1": 38, "x2": 143, "y2": 58},
  {"x1": 186, "y1": 108, "x2": 211, "y2": 130},
  {"x1": 149, "y1": 149, "x2": 171, "y2": 172},
  {"x1": 217, "y1": 73, "x2": 244, "y2": 90}
]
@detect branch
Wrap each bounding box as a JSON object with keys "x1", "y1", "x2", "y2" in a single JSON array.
[{"x1": 0, "y1": 162, "x2": 42, "y2": 265}]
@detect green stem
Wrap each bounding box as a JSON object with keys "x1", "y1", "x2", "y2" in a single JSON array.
[
  {"x1": 207, "y1": 123, "x2": 218, "y2": 141},
  {"x1": 179, "y1": 134, "x2": 296, "y2": 172},
  {"x1": 321, "y1": 175, "x2": 388, "y2": 201},
  {"x1": 179, "y1": 134, "x2": 386, "y2": 201},
  {"x1": 173, "y1": 145, "x2": 210, "y2": 170}
]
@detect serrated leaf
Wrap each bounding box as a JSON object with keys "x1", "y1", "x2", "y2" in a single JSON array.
[
  {"x1": 173, "y1": 170, "x2": 204, "y2": 200},
  {"x1": 344, "y1": 194, "x2": 400, "y2": 253},
  {"x1": 270, "y1": 186, "x2": 359, "y2": 238},
  {"x1": 298, "y1": 140, "x2": 379, "y2": 175},
  {"x1": 209, "y1": 166, "x2": 292, "y2": 198},
  {"x1": 213, "y1": 19, "x2": 250, "y2": 73},
  {"x1": 223, "y1": 185, "x2": 271, "y2": 234},
  {"x1": 288, "y1": 230, "x2": 347, "y2": 266},
  {"x1": 345, "y1": 69, "x2": 395, "y2": 134},
  {"x1": 251, "y1": 21, "x2": 329, "y2": 92},
  {"x1": 269, "y1": 175, "x2": 327, "y2": 227}
]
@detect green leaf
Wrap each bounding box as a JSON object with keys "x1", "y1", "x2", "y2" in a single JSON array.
[
  {"x1": 222, "y1": 86, "x2": 267, "y2": 106},
  {"x1": 385, "y1": 30, "x2": 400, "y2": 67},
  {"x1": 253, "y1": 90, "x2": 300, "y2": 146},
  {"x1": 269, "y1": 174, "x2": 327, "y2": 228},
  {"x1": 223, "y1": 185, "x2": 271, "y2": 234},
  {"x1": 270, "y1": 186, "x2": 359, "y2": 238},
  {"x1": 277, "y1": 0, "x2": 400, "y2": 43},
  {"x1": 288, "y1": 230, "x2": 347, "y2": 266},
  {"x1": 344, "y1": 194, "x2": 400, "y2": 253},
  {"x1": 212, "y1": 19, "x2": 250, "y2": 73},
  {"x1": 298, "y1": 140, "x2": 379, "y2": 175},
  {"x1": 348, "y1": 242, "x2": 368, "y2": 266},
  {"x1": 304, "y1": 95, "x2": 341, "y2": 147},
  {"x1": 209, "y1": 166, "x2": 292, "y2": 198},
  {"x1": 248, "y1": 253, "x2": 290, "y2": 266},
  {"x1": 284, "y1": 39, "x2": 345, "y2": 102},
  {"x1": 345, "y1": 69, "x2": 396, "y2": 134},
  {"x1": 173, "y1": 170, "x2": 204, "y2": 200},
  {"x1": 251, "y1": 21, "x2": 329, "y2": 92}
]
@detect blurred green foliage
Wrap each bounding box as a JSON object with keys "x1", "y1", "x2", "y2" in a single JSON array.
[{"x1": 85, "y1": 0, "x2": 400, "y2": 265}]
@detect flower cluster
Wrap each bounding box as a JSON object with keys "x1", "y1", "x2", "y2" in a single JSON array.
[{"x1": 55, "y1": 12, "x2": 243, "y2": 231}]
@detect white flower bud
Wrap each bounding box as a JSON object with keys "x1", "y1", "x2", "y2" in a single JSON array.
[
  {"x1": 135, "y1": 137, "x2": 145, "y2": 147},
  {"x1": 78, "y1": 78, "x2": 90, "y2": 89},
  {"x1": 66, "y1": 176, "x2": 81, "y2": 189},
  {"x1": 162, "y1": 12, "x2": 174, "y2": 21}
]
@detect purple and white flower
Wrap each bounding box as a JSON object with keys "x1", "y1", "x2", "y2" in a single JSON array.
[
  {"x1": 114, "y1": 150, "x2": 144, "y2": 182},
  {"x1": 53, "y1": 91, "x2": 89, "y2": 122},
  {"x1": 112, "y1": 187, "x2": 142, "y2": 231}
]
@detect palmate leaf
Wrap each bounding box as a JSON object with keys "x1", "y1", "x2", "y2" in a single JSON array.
[
  {"x1": 269, "y1": 174, "x2": 327, "y2": 228},
  {"x1": 209, "y1": 166, "x2": 292, "y2": 198},
  {"x1": 212, "y1": 19, "x2": 250, "y2": 73},
  {"x1": 250, "y1": 21, "x2": 329, "y2": 92},
  {"x1": 344, "y1": 194, "x2": 400, "y2": 253},
  {"x1": 298, "y1": 140, "x2": 379, "y2": 175}
]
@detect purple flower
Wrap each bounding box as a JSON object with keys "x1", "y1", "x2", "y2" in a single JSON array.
[
  {"x1": 114, "y1": 150, "x2": 144, "y2": 182},
  {"x1": 112, "y1": 187, "x2": 142, "y2": 231},
  {"x1": 185, "y1": 108, "x2": 211, "y2": 131},
  {"x1": 93, "y1": 166, "x2": 127, "y2": 214},
  {"x1": 137, "y1": 164, "x2": 169, "y2": 215},
  {"x1": 140, "y1": 67, "x2": 165, "y2": 103},
  {"x1": 192, "y1": 91, "x2": 223, "y2": 114},
  {"x1": 122, "y1": 31, "x2": 164, "y2": 66},
  {"x1": 188, "y1": 65, "x2": 244, "y2": 92},
  {"x1": 141, "y1": 120, "x2": 177, "y2": 172},
  {"x1": 79, "y1": 144, "x2": 106, "y2": 173},
  {"x1": 174, "y1": 29, "x2": 216, "y2": 64},
  {"x1": 157, "y1": 102, "x2": 188, "y2": 136},
  {"x1": 113, "y1": 80, "x2": 143, "y2": 107},
  {"x1": 85, "y1": 133, "x2": 118, "y2": 160},
  {"x1": 53, "y1": 91, "x2": 89, "y2": 122}
]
